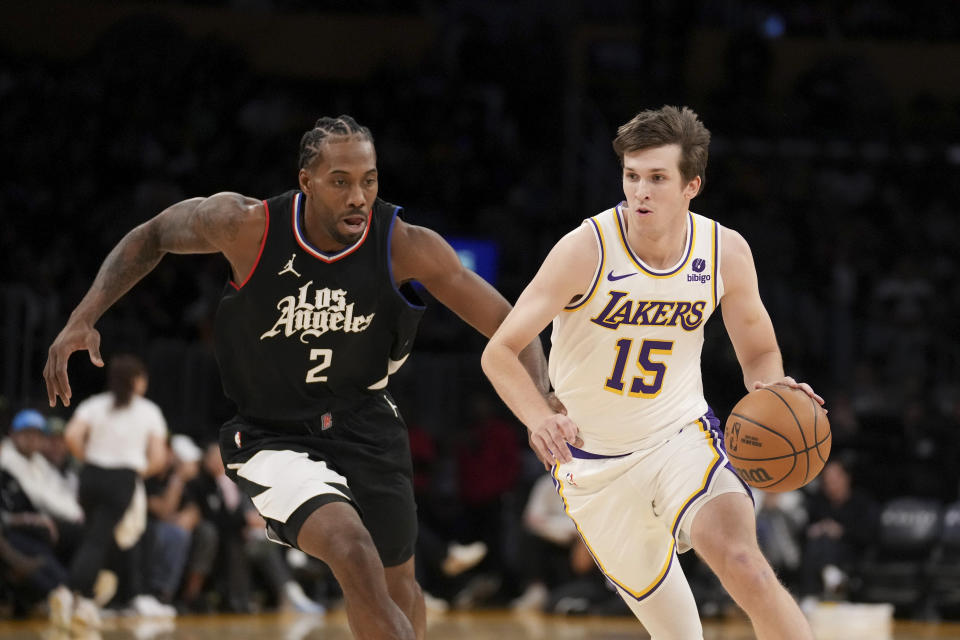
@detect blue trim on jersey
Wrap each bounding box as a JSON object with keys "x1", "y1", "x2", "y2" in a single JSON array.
[
  {"x1": 387, "y1": 207, "x2": 427, "y2": 311},
  {"x1": 293, "y1": 192, "x2": 370, "y2": 262}
]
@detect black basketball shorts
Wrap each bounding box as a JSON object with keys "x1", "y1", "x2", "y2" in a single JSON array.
[{"x1": 218, "y1": 391, "x2": 417, "y2": 567}]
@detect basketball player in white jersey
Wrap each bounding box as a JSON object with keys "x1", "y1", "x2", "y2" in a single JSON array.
[{"x1": 482, "y1": 106, "x2": 822, "y2": 639}]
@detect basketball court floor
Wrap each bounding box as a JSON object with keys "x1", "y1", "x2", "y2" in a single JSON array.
[{"x1": 2, "y1": 610, "x2": 960, "y2": 640}]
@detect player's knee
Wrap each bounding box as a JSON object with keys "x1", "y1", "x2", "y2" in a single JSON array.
[
  {"x1": 326, "y1": 535, "x2": 380, "y2": 570},
  {"x1": 718, "y1": 546, "x2": 775, "y2": 592}
]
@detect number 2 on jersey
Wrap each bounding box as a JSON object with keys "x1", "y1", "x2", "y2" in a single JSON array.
[
  {"x1": 306, "y1": 348, "x2": 332, "y2": 383},
  {"x1": 604, "y1": 338, "x2": 673, "y2": 397}
]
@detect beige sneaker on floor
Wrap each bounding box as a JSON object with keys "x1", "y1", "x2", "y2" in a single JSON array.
[
  {"x1": 93, "y1": 570, "x2": 118, "y2": 607},
  {"x1": 442, "y1": 541, "x2": 488, "y2": 576},
  {"x1": 48, "y1": 585, "x2": 73, "y2": 629},
  {"x1": 72, "y1": 596, "x2": 102, "y2": 631}
]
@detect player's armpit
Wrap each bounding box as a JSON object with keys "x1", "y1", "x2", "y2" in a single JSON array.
[{"x1": 390, "y1": 220, "x2": 514, "y2": 336}]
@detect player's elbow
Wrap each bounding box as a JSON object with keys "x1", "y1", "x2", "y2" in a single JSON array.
[
  {"x1": 480, "y1": 341, "x2": 498, "y2": 378},
  {"x1": 480, "y1": 338, "x2": 512, "y2": 379}
]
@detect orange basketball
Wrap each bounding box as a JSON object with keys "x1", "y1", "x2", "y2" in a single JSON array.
[{"x1": 724, "y1": 385, "x2": 831, "y2": 492}]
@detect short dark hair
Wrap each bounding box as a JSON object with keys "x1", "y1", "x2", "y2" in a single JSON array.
[
  {"x1": 612, "y1": 106, "x2": 711, "y2": 186},
  {"x1": 298, "y1": 115, "x2": 374, "y2": 170},
  {"x1": 107, "y1": 354, "x2": 147, "y2": 408}
]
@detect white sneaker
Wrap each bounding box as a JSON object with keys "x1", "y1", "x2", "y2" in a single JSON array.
[
  {"x1": 48, "y1": 585, "x2": 73, "y2": 629},
  {"x1": 131, "y1": 594, "x2": 177, "y2": 618},
  {"x1": 280, "y1": 582, "x2": 325, "y2": 614},
  {"x1": 442, "y1": 541, "x2": 488, "y2": 576},
  {"x1": 73, "y1": 596, "x2": 102, "y2": 631},
  {"x1": 422, "y1": 591, "x2": 449, "y2": 614},
  {"x1": 510, "y1": 583, "x2": 548, "y2": 612}
]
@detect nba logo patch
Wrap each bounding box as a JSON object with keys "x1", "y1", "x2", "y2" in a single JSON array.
[
  {"x1": 321, "y1": 413, "x2": 333, "y2": 430},
  {"x1": 234, "y1": 431, "x2": 242, "y2": 448},
  {"x1": 565, "y1": 472, "x2": 578, "y2": 487}
]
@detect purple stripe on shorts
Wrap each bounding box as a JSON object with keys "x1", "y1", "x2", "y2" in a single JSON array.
[
  {"x1": 568, "y1": 444, "x2": 630, "y2": 460},
  {"x1": 703, "y1": 406, "x2": 755, "y2": 503},
  {"x1": 670, "y1": 415, "x2": 725, "y2": 538}
]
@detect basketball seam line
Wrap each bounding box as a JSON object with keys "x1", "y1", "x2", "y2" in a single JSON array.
[
  {"x1": 728, "y1": 410, "x2": 798, "y2": 487},
  {"x1": 727, "y1": 431, "x2": 831, "y2": 462},
  {"x1": 762, "y1": 386, "x2": 810, "y2": 484}
]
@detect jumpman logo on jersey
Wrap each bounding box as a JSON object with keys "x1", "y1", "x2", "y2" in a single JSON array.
[
  {"x1": 278, "y1": 253, "x2": 302, "y2": 278},
  {"x1": 383, "y1": 394, "x2": 400, "y2": 418}
]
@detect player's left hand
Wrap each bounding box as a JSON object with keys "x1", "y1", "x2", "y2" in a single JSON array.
[{"x1": 753, "y1": 376, "x2": 825, "y2": 407}]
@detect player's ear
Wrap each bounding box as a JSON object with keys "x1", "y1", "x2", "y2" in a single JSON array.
[
  {"x1": 298, "y1": 168, "x2": 311, "y2": 195},
  {"x1": 684, "y1": 175, "x2": 702, "y2": 199}
]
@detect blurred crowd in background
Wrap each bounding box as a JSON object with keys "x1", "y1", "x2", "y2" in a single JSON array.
[{"x1": 2, "y1": 0, "x2": 959, "y2": 624}]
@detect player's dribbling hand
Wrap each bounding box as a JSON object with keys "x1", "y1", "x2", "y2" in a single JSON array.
[
  {"x1": 753, "y1": 376, "x2": 825, "y2": 407},
  {"x1": 43, "y1": 322, "x2": 104, "y2": 407},
  {"x1": 528, "y1": 414, "x2": 583, "y2": 469}
]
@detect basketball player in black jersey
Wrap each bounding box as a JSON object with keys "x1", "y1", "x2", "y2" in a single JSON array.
[{"x1": 43, "y1": 116, "x2": 554, "y2": 639}]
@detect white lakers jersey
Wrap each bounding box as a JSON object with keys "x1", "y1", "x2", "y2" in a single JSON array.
[{"x1": 549, "y1": 203, "x2": 723, "y2": 455}]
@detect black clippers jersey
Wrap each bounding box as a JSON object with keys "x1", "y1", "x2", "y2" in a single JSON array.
[{"x1": 214, "y1": 190, "x2": 424, "y2": 421}]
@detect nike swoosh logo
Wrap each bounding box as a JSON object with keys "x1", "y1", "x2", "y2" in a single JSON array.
[{"x1": 607, "y1": 271, "x2": 636, "y2": 282}]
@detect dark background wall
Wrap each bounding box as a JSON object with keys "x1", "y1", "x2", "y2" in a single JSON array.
[{"x1": 2, "y1": 0, "x2": 959, "y2": 502}]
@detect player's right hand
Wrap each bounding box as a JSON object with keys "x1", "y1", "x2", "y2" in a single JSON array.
[
  {"x1": 43, "y1": 322, "x2": 104, "y2": 407},
  {"x1": 528, "y1": 413, "x2": 582, "y2": 469}
]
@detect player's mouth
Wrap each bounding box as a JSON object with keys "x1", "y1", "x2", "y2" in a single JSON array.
[
  {"x1": 341, "y1": 214, "x2": 368, "y2": 234},
  {"x1": 635, "y1": 206, "x2": 653, "y2": 216}
]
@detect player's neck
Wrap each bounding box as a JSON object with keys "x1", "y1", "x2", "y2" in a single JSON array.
[
  {"x1": 301, "y1": 199, "x2": 349, "y2": 253},
  {"x1": 625, "y1": 210, "x2": 688, "y2": 269}
]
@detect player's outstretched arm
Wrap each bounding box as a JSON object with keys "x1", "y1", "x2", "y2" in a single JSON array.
[
  {"x1": 481, "y1": 227, "x2": 596, "y2": 467},
  {"x1": 719, "y1": 227, "x2": 824, "y2": 405},
  {"x1": 44, "y1": 192, "x2": 264, "y2": 407},
  {"x1": 390, "y1": 219, "x2": 552, "y2": 392}
]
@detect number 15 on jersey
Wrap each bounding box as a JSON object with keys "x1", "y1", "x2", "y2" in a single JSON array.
[{"x1": 604, "y1": 339, "x2": 673, "y2": 398}]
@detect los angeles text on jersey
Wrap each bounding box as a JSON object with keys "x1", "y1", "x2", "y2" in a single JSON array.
[
  {"x1": 260, "y1": 280, "x2": 376, "y2": 343},
  {"x1": 589, "y1": 291, "x2": 706, "y2": 331}
]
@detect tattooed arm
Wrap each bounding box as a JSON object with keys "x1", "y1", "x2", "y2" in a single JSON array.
[{"x1": 43, "y1": 192, "x2": 264, "y2": 407}]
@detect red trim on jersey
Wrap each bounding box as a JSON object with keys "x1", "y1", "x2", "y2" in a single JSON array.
[
  {"x1": 229, "y1": 199, "x2": 270, "y2": 290},
  {"x1": 293, "y1": 191, "x2": 371, "y2": 263}
]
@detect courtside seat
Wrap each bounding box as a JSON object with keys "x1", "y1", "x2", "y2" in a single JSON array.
[
  {"x1": 925, "y1": 501, "x2": 960, "y2": 618},
  {"x1": 854, "y1": 497, "x2": 941, "y2": 617}
]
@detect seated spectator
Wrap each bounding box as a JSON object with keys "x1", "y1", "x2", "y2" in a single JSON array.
[
  {"x1": 0, "y1": 410, "x2": 84, "y2": 529},
  {"x1": 181, "y1": 441, "x2": 323, "y2": 614},
  {"x1": 0, "y1": 417, "x2": 71, "y2": 617},
  {"x1": 142, "y1": 434, "x2": 202, "y2": 605},
  {"x1": 755, "y1": 490, "x2": 807, "y2": 594},
  {"x1": 801, "y1": 456, "x2": 880, "y2": 601},
  {"x1": 511, "y1": 473, "x2": 578, "y2": 611}
]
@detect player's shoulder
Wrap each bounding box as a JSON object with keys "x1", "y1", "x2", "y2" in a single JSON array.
[
  {"x1": 539, "y1": 219, "x2": 602, "y2": 280},
  {"x1": 198, "y1": 191, "x2": 264, "y2": 223},
  {"x1": 718, "y1": 223, "x2": 751, "y2": 259}
]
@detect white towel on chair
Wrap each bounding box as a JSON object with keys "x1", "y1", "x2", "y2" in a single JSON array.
[{"x1": 114, "y1": 479, "x2": 147, "y2": 550}]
